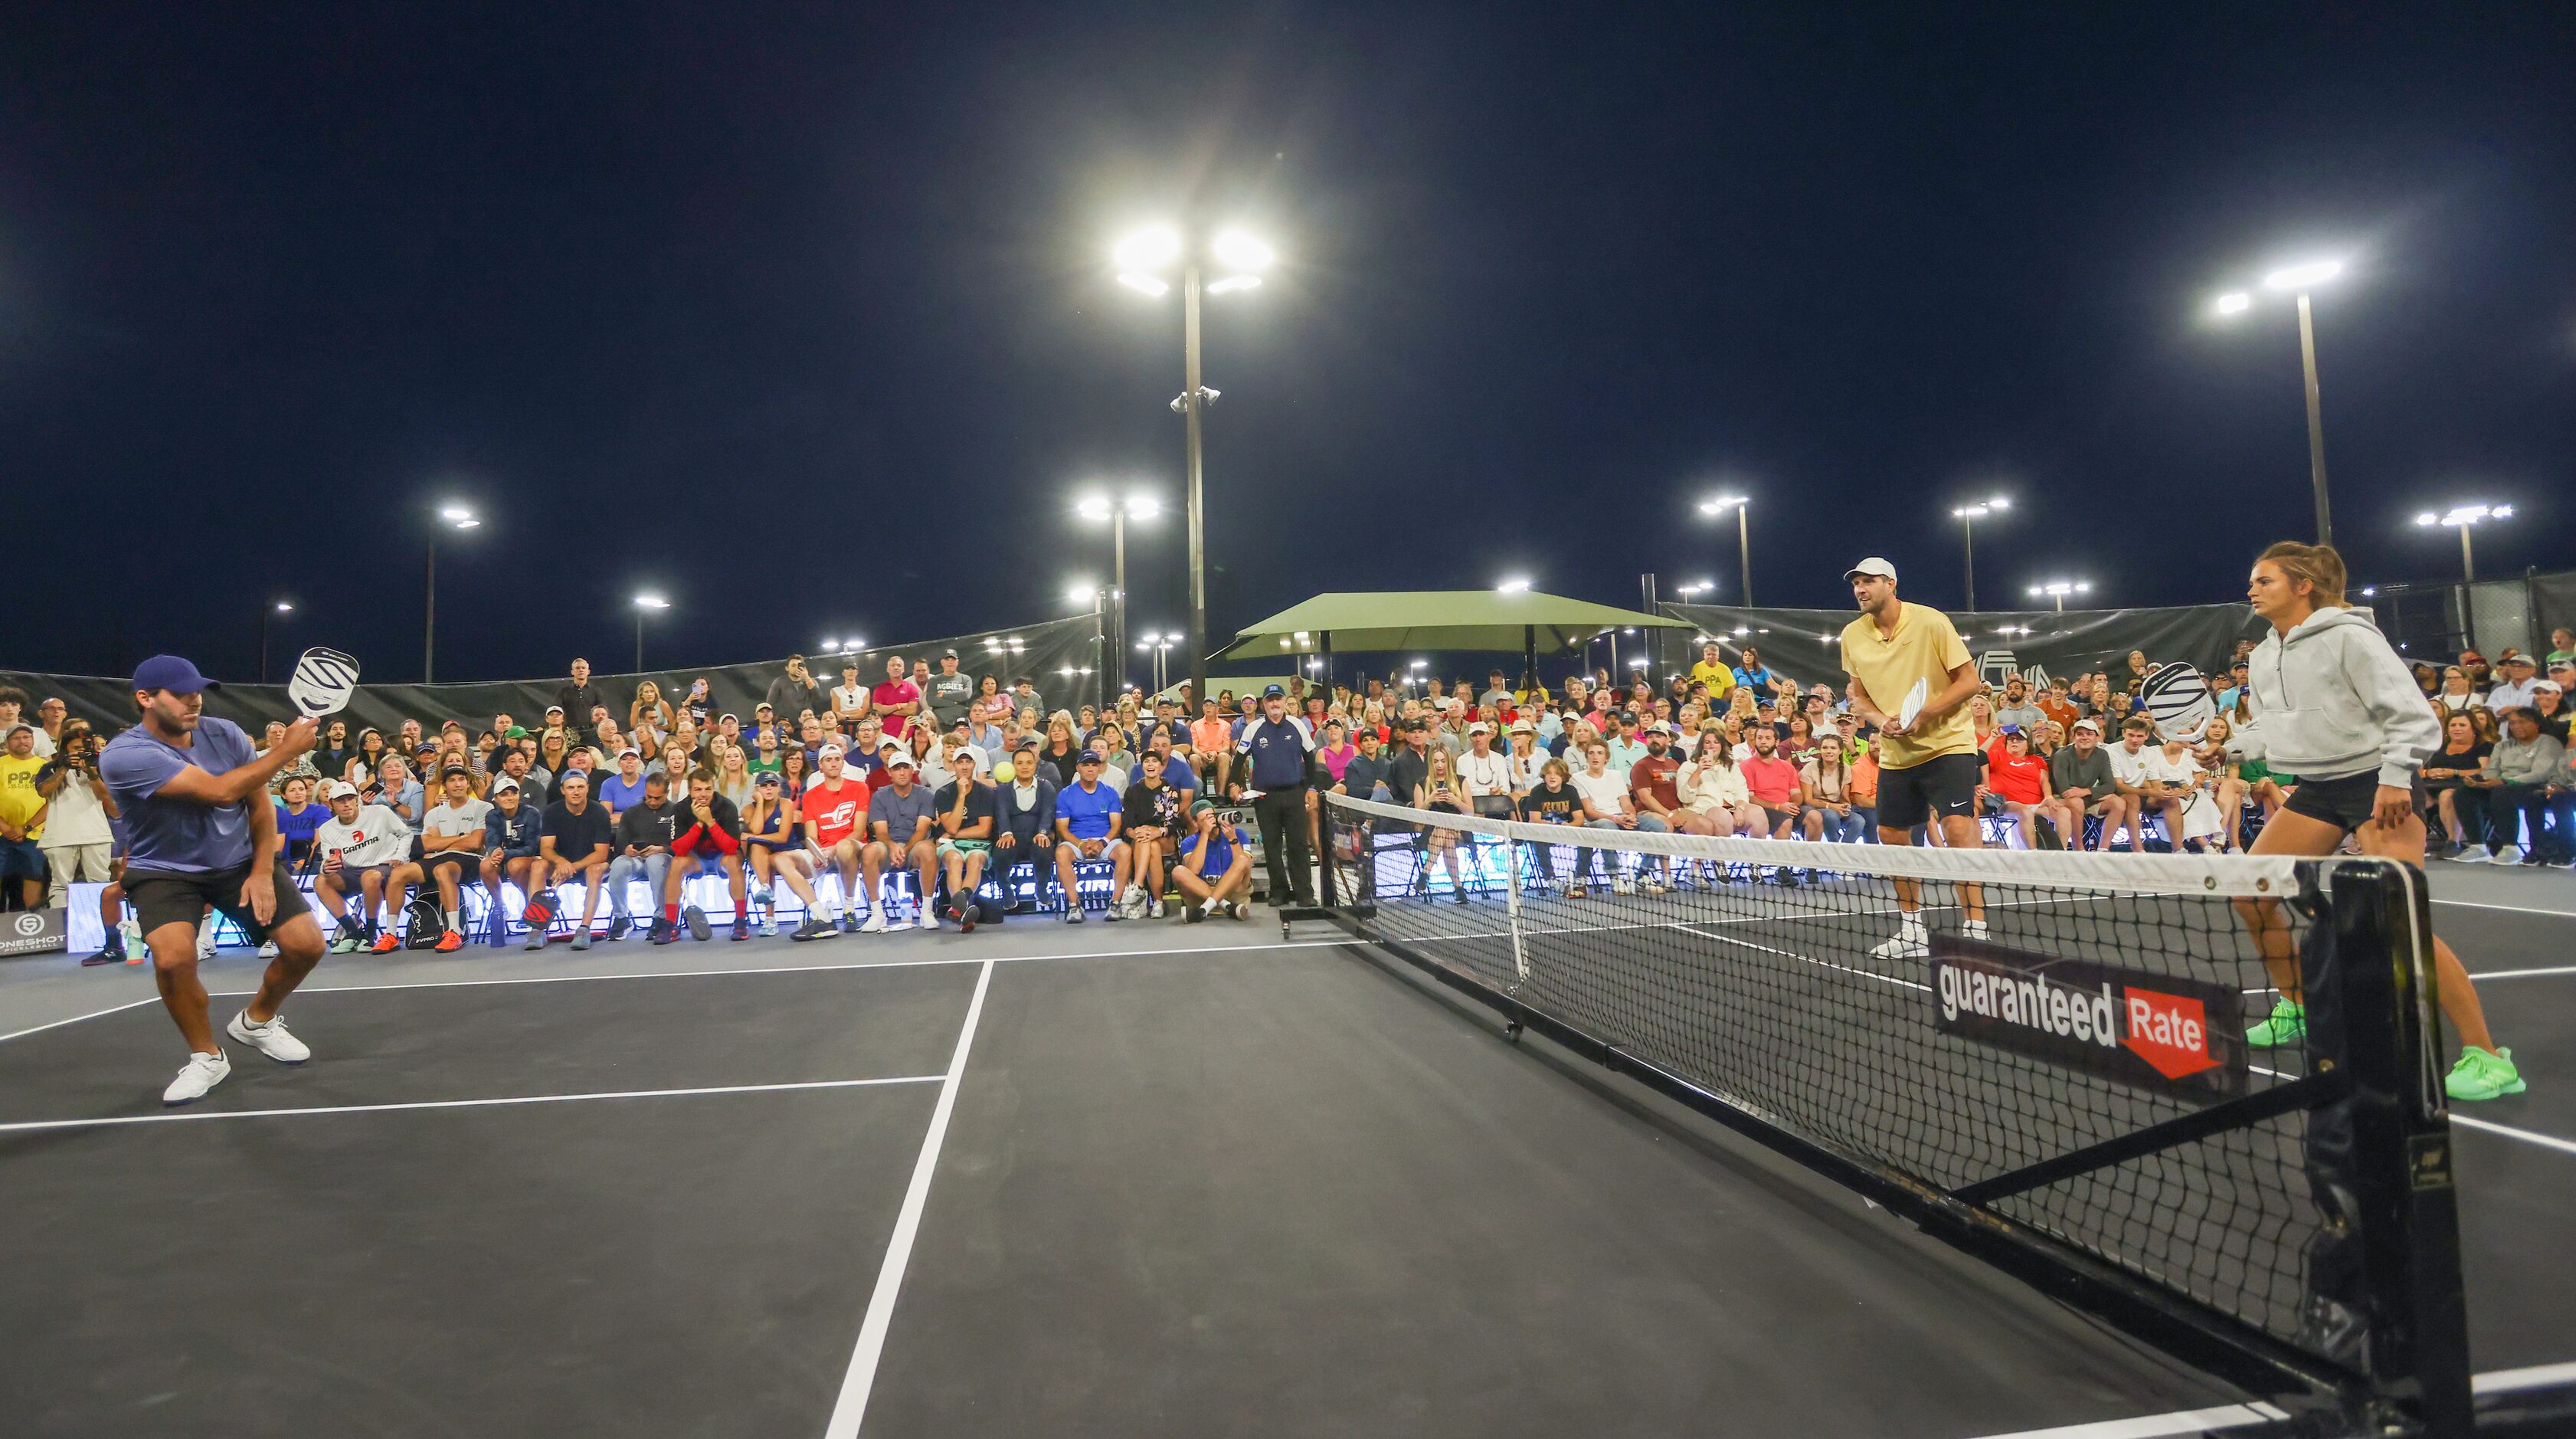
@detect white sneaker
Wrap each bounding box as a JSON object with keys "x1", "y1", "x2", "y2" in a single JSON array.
[
  {"x1": 1121, "y1": 883, "x2": 1146, "y2": 910},
  {"x1": 1961, "y1": 918, "x2": 1989, "y2": 942},
  {"x1": 1612, "y1": 876, "x2": 1637, "y2": 896},
  {"x1": 257, "y1": 939, "x2": 280, "y2": 959},
  {"x1": 2453, "y1": 849, "x2": 2491, "y2": 864},
  {"x1": 859, "y1": 909, "x2": 889, "y2": 934},
  {"x1": 1149, "y1": 899, "x2": 1166, "y2": 919},
  {"x1": 226, "y1": 1009, "x2": 310, "y2": 1064},
  {"x1": 1869, "y1": 923, "x2": 1931, "y2": 961},
  {"x1": 162, "y1": 1050, "x2": 232, "y2": 1105},
  {"x1": 915, "y1": 913, "x2": 938, "y2": 931}
]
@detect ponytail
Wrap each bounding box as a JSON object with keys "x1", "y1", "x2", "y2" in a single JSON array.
[{"x1": 2256, "y1": 541, "x2": 2349, "y2": 608}]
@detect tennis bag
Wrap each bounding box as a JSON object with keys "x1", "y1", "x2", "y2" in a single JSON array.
[{"x1": 402, "y1": 892, "x2": 445, "y2": 949}]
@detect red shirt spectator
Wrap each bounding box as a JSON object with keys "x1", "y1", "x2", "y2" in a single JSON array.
[
  {"x1": 1628, "y1": 751, "x2": 1681, "y2": 812},
  {"x1": 871, "y1": 658, "x2": 922, "y2": 741},
  {"x1": 1985, "y1": 735, "x2": 2049, "y2": 805},
  {"x1": 801, "y1": 775, "x2": 869, "y2": 849},
  {"x1": 1741, "y1": 752, "x2": 1799, "y2": 808}
]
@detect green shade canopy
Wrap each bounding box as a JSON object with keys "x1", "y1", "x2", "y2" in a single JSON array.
[{"x1": 1213, "y1": 591, "x2": 1688, "y2": 662}]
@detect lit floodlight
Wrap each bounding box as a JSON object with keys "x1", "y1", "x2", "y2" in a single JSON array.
[
  {"x1": 1116, "y1": 273, "x2": 1170, "y2": 297},
  {"x1": 1125, "y1": 493, "x2": 1161, "y2": 520},
  {"x1": 1075, "y1": 495, "x2": 1114, "y2": 521},
  {"x1": 1211, "y1": 231, "x2": 1272, "y2": 271},
  {"x1": 1114, "y1": 226, "x2": 1181, "y2": 272},
  {"x1": 1497, "y1": 577, "x2": 1531, "y2": 593},
  {"x1": 1205, "y1": 275, "x2": 1262, "y2": 295},
  {"x1": 632, "y1": 595, "x2": 669, "y2": 610},
  {"x1": 2213, "y1": 291, "x2": 2252, "y2": 316},
  {"x1": 2263, "y1": 260, "x2": 2343, "y2": 292}
]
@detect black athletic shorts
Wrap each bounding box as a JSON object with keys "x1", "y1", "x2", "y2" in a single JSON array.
[
  {"x1": 424, "y1": 851, "x2": 476, "y2": 875},
  {"x1": 123, "y1": 857, "x2": 312, "y2": 946},
  {"x1": 1875, "y1": 752, "x2": 1984, "y2": 831},
  {"x1": 2283, "y1": 771, "x2": 2381, "y2": 833}
]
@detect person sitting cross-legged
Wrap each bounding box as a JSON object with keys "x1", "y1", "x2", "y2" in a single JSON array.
[
  {"x1": 310, "y1": 779, "x2": 423, "y2": 953},
  {"x1": 933, "y1": 746, "x2": 1000, "y2": 931},
  {"x1": 653, "y1": 769, "x2": 749, "y2": 942},
  {"x1": 1170, "y1": 798, "x2": 1254, "y2": 921}
]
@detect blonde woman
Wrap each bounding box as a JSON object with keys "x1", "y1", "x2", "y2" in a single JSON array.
[
  {"x1": 2194, "y1": 714, "x2": 2250, "y2": 853},
  {"x1": 1677, "y1": 730, "x2": 1759, "y2": 838},
  {"x1": 714, "y1": 740, "x2": 758, "y2": 810},
  {"x1": 739, "y1": 772, "x2": 830, "y2": 939},
  {"x1": 1415, "y1": 746, "x2": 1471, "y2": 903},
  {"x1": 630, "y1": 680, "x2": 675, "y2": 740}
]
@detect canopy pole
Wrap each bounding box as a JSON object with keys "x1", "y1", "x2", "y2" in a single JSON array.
[
  {"x1": 1321, "y1": 630, "x2": 1334, "y2": 706},
  {"x1": 1522, "y1": 625, "x2": 1536, "y2": 696}
]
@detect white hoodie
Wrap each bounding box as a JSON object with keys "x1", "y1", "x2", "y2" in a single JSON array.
[{"x1": 2229, "y1": 607, "x2": 2437, "y2": 788}]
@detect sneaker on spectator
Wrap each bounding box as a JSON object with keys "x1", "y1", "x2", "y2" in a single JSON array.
[
  {"x1": 2453, "y1": 847, "x2": 2493, "y2": 864},
  {"x1": 258, "y1": 939, "x2": 280, "y2": 959},
  {"x1": 1228, "y1": 900, "x2": 1251, "y2": 921},
  {"x1": 2445, "y1": 1047, "x2": 2525, "y2": 1101},
  {"x1": 730, "y1": 917, "x2": 750, "y2": 942},
  {"x1": 523, "y1": 929, "x2": 548, "y2": 952},
  {"x1": 368, "y1": 933, "x2": 401, "y2": 954},
  {"x1": 1612, "y1": 876, "x2": 1636, "y2": 896},
  {"x1": 1183, "y1": 902, "x2": 1205, "y2": 923},
  {"x1": 790, "y1": 916, "x2": 837, "y2": 942},
  {"x1": 607, "y1": 914, "x2": 632, "y2": 940},
  {"x1": 859, "y1": 909, "x2": 888, "y2": 934},
  {"x1": 329, "y1": 929, "x2": 363, "y2": 956},
  {"x1": 569, "y1": 930, "x2": 591, "y2": 952},
  {"x1": 683, "y1": 906, "x2": 712, "y2": 942},
  {"x1": 433, "y1": 930, "x2": 463, "y2": 954}
]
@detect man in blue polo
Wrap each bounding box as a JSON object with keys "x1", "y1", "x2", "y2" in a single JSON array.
[
  {"x1": 1237, "y1": 683, "x2": 1317, "y2": 909},
  {"x1": 100, "y1": 656, "x2": 330, "y2": 1105},
  {"x1": 1050, "y1": 749, "x2": 1129, "y2": 923}
]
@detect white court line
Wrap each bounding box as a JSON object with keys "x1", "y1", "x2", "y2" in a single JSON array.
[
  {"x1": 2450, "y1": 1113, "x2": 2576, "y2": 1156},
  {"x1": 823, "y1": 956, "x2": 994, "y2": 1439},
  {"x1": 2431, "y1": 895, "x2": 2576, "y2": 919},
  {"x1": 2468, "y1": 964, "x2": 2576, "y2": 982},
  {"x1": 1963, "y1": 1359, "x2": 2576, "y2": 1439},
  {"x1": 1956, "y1": 1399, "x2": 2290, "y2": 1438},
  {"x1": 1672, "y1": 922, "x2": 1934, "y2": 992},
  {"x1": 2476, "y1": 1358, "x2": 2576, "y2": 1393},
  {"x1": 0, "y1": 1074, "x2": 944, "y2": 1136},
  {"x1": 0, "y1": 995, "x2": 162, "y2": 1046}
]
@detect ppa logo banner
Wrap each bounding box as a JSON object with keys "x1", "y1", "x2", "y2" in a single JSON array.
[{"x1": 1930, "y1": 933, "x2": 2248, "y2": 1100}]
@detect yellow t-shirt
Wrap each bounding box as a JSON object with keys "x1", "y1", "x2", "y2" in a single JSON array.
[
  {"x1": 0, "y1": 752, "x2": 46, "y2": 839},
  {"x1": 1688, "y1": 660, "x2": 1736, "y2": 698},
  {"x1": 1839, "y1": 601, "x2": 1976, "y2": 769}
]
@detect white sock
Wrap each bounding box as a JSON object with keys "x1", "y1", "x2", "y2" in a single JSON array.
[{"x1": 444, "y1": 910, "x2": 460, "y2": 931}]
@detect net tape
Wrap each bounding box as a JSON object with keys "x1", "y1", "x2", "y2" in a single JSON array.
[{"x1": 1325, "y1": 791, "x2": 2352, "y2": 1362}]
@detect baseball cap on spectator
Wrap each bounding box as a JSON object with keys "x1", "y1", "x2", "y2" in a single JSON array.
[
  {"x1": 1262, "y1": 684, "x2": 1285, "y2": 698},
  {"x1": 504, "y1": 726, "x2": 529, "y2": 739},
  {"x1": 2502, "y1": 654, "x2": 2538, "y2": 670},
  {"x1": 2073, "y1": 718, "x2": 2101, "y2": 733},
  {"x1": 1190, "y1": 798, "x2": 1215, "y2": 817},
  {"x1": 718, "y1": 713, "x2": 738, "y2": 724},
  {"x1": 322, "y1": 779, "x2": 358, "y2": 800},
  {"x1": 817, "y1": 742, "x2": 846, "y2": 759},
  {"x1": 1843, "y1": 556, "x2": 1898, "y2": 582},
  {"x1": 1077, "y1": 749, "x2": 1103, "y2": 765},
  {"x1": 1466, "y1": 721, "x2": 1491, "y2": 736},
  {"x1": 754, "y1": 771, "x2": 781, "y2": 788},
  {"x1": 2535, "y1": 680, "x2": 2563, "y2": 696},
  {"x1": 1646, "y1": 721, "x2": 1674, "y2": 736},
  {"x1": 887, "y1": 749, "x2": 916, "y2": 771},
  {"x1": 441, "y1": 764, "x2": 471, "y2": 780},
  {"x1": 942, "y1": 648, "x2": 959, "y2": 659},
  {"x1": 133, "y1": 654, "x2": 220, "y2": 694},
  {"x1": 490, "y1": 777, "x2": 520, "y2": 795},
  {"x1": 616, "y1": 746, "x2": 640, "y2": 759},
  {"x1": 545, "y1": 705, "x2": 565, "y2": 717}
]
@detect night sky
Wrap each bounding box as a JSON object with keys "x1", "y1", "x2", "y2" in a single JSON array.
[{"x1": 5, "y1": 5, "x2": 2572, "y2": 686}]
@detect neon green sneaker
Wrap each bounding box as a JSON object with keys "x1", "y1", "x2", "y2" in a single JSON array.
[
  {"x1": 2446, "y1": 1047, "x2": 2525, "y2": 1103},
  {"x1": 2246, "y1": 998, "x2": 2306, "y2": 1048}
]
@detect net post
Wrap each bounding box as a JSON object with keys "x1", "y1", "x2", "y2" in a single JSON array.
[
  {"x1": 2317, "y1": 859, "x2": 2473, "y2": 1436},
  {"x1": 1503, "y1": 824, "x2": 1528, "y2": 987}
]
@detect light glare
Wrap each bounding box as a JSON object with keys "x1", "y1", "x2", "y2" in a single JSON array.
[
  {"x1": 2213, "y1": 291, "x2": 2252, "y2": 316},
  {"x1": 1497, "y1": 577, "x2": 1532, "y2": 593},
  {"x1": 1211, "y1": 231, "x2": 1272, "y2": 271},
  {"x1": 2263, "y1": 260, "x2": 2343, "y2": 292},
  {"x1": 1205, "y1": 275, "x2": 1262, "y2": 295},
  {"x1": 1113, "y1": 226, "x2": 1181, "y2": 272}
]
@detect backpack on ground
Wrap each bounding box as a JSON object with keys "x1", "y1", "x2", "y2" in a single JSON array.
[{"x1": 403, "y1": 893, "x2": 446, "y2": 949}]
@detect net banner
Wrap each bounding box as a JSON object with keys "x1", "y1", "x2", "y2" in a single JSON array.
[
  {"x1": 3, "y1": 612, "x2": 1103, "y2": 737},
  {"x1": 1658, "y1": 601, "x2": 2260, "y2": 695}
]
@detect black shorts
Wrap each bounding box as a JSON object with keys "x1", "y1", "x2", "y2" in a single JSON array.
[
  {"x1": 123, "y1": 857, "x2": 312, "y2": 946},
  {"x1": 2283, "y1": 771, "x2": 2381, "y2": 833},
  {"x1": 424, "y1": 851, "x2": 476, "y2": 877},
  {"x1": 1876, "y1": 752, "x2": 1983, "y2": 831}
]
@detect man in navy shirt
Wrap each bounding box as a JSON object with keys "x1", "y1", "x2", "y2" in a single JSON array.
[
  {"x1": 1236, "y1": 683, "x2": 1317, "y2": 909},
  {"x1": 100, "y1": 655, "x2": 327, "y2": 1106}
]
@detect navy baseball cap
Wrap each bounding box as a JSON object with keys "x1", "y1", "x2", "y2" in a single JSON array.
[
  {"x1": 1076, "y1": 749, "x2": 1103, "y2": 764},
  {"x1": 133, "y1": 654, "x2": 220, "y2": 694},
  {"x1": 1262, "y1": 684, "x2": 1285, "y2": 698}
]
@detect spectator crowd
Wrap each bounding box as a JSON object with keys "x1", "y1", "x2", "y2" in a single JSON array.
[{"x1": 2, "y1": 621, "x2": 2571, "y2": 965}]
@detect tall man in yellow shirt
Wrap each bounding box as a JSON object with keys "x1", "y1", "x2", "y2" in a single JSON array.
[{"x1": 1836, "y1": 557, "x2": 1987, "y2": 959}]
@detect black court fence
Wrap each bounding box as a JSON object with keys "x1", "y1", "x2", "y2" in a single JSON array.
[
  {"x1": 2367, "y1": 569, "x2": 2576, "y2": 670},
  {"x1": 1316, "y1": 794, "x2": 2472, "y2": 1437}
]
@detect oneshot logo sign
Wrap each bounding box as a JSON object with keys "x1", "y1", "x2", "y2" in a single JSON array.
[
  {"x1": 1930, "y1": 934, "x2": 2247, "y2": 1100},
  {"x1": 0, "y1": 907, "x2": 68, "y2": 957}
]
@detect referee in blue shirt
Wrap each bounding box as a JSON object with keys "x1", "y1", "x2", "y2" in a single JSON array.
[{"x1": 1236, "y1": 684, "x2": 1317, "y2": 907}]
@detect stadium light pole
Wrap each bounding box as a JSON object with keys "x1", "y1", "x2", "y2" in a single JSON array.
[
  {"x1": 631, "y1": 594, "x2": 669, "y2": 672},
  {"x1": 2415, "y1": 503, "x2": 2512, "y2": 583},
  {"x1": 1113, "y1": 223, "x2": 1273, "y2": 707},
  {"x1": 2211, "y1": 257, "x2": 2344, "y2": 546},
  {"x1": 1949, "y1": 496, "x2": 2010, "y2": 611},
  {"x1": 1695, "y1": 495, "x2": 1753, "y2": 605},
  {"x1": 1075, "y1": 490, "x2": 1160, "y2": 701},
  {"x1": 1067, "y1": 579, "x2": 1110, "y2": 707},
  {"x1": 259, "y1": 599, "x2": 294, "y2": 683},
  {"x1": 2026, "y1": 579, "x2": 2092, "y2": 613},
  {"x1": 424, "y1": 503, "x2": 481, "y2": 683}
]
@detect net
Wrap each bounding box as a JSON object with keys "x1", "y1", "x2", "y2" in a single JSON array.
[{"x1": 1319, "y1": 791, "x2": 2460, "y2": 1409}]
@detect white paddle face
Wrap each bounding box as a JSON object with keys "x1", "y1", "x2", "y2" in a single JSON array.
[
  {"x1": 2141, "y1": 660, "x2": 2214, "y2": 743},
  {"x1": 288, "y1": 647, "x2": 361, "y2": 717},
  {"x1": 1897, "y1": 677, "x2": 1930, "y2": 729}
]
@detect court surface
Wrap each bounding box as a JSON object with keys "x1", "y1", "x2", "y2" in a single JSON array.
[{"x1": 0, "y1": 883, "x2": 2568, "y2": 1437}]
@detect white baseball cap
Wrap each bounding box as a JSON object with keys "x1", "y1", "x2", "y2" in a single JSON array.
[
  {"x1": 322, "y1": 779, "x2": 358, "y2": 800},
  {"x1": 817, "y1": 742, "x2": 846, "y2": 759},
  {"x1": 1844, "y1": 556, "x2": 1898, "y2": 582}
]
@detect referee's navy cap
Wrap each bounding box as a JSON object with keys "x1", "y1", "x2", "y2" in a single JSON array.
[{"x1": 133, "y1": 654, "x2": 220, "y2": 694}]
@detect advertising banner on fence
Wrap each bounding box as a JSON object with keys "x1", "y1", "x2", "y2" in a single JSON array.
[
  {"x1": 0, "y1": 908, "x2": 67, "y2": 958},
  {"x1": 1658, "y1": 601, "x2": 2258, "y2": 696}
]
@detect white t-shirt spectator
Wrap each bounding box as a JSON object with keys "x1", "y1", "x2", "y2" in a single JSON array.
[
  {"x1": 35, "y1": 760, "x2": 113, "y2": 847},
  {"x1": 314, "y1": 804, "x2": 412, "y2": 869},
  {"x1": 2143, "y1": 746, "x2": 2202, "y2": 789},
  {"x1": 423, "y1": 796, "x2": 494, "y2": 847},
  {"x1": 1458, "y1": 749, "x2": 1511, "y2": 798},
  {"x1": 2106, "y1": 741, "x2": 2156, "y2": 790},
  {"x1": 1569, "y1": 768, "x2": 1631, "y2": 820}
]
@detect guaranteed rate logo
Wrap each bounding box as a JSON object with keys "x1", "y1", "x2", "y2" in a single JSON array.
[{"x1": 1930, "y1": 934, "x2": 2248, "y2": 1101}]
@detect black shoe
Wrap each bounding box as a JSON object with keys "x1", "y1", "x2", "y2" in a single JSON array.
[
  {"x1": 730, "y1": 918, "x2": 750, "y2": 941},
  {"x1": 607, "y1": 914, "x2": 632, "y2": 940},
  {"x1": 82, "y1": 945, "x2": 122, "y2": 967},
  {"x1": 1184, "y1": 903, "x2": 1205, "y2": 923},
  {"x1": 790, "y1": 916, "x2": 837, "y2": 942},
  {"x1": 648, "y1": 920, "x2": 679, "y2": 946},
  {"x1": 683, "y1": 905, "x2": 712, "y2": 942}
]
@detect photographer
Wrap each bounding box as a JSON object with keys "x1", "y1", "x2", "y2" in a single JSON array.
[{"x1": 36, "y1": 722, "x2": 121, "y2": 916}]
